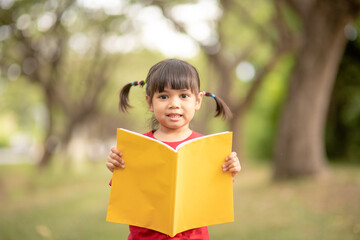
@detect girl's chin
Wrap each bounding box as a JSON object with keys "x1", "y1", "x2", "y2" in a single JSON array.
[{"x1": 159, "y1": 122, "x2": 189, "y2": 130}]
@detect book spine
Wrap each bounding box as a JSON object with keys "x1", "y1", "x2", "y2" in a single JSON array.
[{"x1": 169, "y1": 152, "x2": 179, "y2": 237}]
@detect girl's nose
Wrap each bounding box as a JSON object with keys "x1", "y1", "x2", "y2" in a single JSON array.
[{"x1": 169, "y1": 97, "x2": 181, "y2": 108}]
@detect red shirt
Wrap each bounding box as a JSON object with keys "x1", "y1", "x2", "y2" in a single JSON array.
[{"x1": 112, "y1": 130, "x2": 210, "y2": 240}]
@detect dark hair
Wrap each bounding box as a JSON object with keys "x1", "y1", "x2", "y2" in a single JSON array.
[{"x1": 119, "y1": 59, "x2": 232, "y2": 119}]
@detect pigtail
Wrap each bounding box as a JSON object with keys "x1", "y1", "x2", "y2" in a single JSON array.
[
  {"x1": 203, "y1": 91, "x2": 233, "y2": 119},
  {"x1": 119, "y1": 80, "x2": 146, "y2": 112}
]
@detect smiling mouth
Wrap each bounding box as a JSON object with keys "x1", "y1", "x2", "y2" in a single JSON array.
[{"x1": 167, "y1": 114, "x2": 182, "y2": 120}]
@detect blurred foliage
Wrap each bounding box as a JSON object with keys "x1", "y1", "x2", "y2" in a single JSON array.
[
  {"x1": 0, "y1": 0, "x2": 359, "y2": 165},
  {"x1": 326, "y1": 22, "x2": 360, "y2": 163},
  {"x1": 0, "y1": 77, "x2": 44, "y2": 147},
  {"x1": 0, "y1": 0, "x2": 156, "y2": 153}
]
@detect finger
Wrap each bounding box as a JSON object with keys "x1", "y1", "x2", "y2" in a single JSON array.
[
  {"x1": 223, "y1": 160, "x2": 235, "y2": 167},
  {"x1": 119, "y1": 159, "x2": 125, "y2": 168},
  {"x1": 110, "y1": 152, "x2": 123, "y2": 162},
  {"x1": 106, "y1": 158, "x2": 125, "y2": 171},
  {"x1": 110, "y1": 157, "x2": 121, "y2": 167},
  {"x1": 224, "y1": 158, "x2": 241, "y2": 171},
  {"x1": 112, "y1": 157, "x2": 126, "y2": 168},
  {"x1": 228, "y1": 165, "x2": 241, "y2": 173},
  {"x1": 105, "y1": 162, "x2": 114, "y2": 172},
  {"x1": 107, "y1": 151, "x2": 124, "y2": 165},
  {"x1": 229, "y1": 161, "x2": 242, "y2": 173},
  {"x1": 225, "y1": 152, "x2": 237, "y2": 161},
  {"x1": 223, "y1": 158, "x2": 237, "y2": 169},
  {"x1": 110, "y1": 146, "x2": 122, "y2": 156}
]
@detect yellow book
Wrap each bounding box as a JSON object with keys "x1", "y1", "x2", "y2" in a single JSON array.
[{"x1": 106, "y1": 128, "x2": 234, "y2": 237}]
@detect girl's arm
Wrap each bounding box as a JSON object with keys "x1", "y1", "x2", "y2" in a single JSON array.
[
  {"x1": 106, "y1": 146, "x2": 125, "y2": 172},
  {"x1": 222, "y1": 152, "x2": 241, "y2": 177}
]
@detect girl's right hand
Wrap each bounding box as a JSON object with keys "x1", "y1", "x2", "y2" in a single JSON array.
[{"x1": 106, "y1": 146, "x2": 125, "y2": 172}]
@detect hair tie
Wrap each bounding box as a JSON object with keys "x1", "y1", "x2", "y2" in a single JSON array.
[
  {"x1": 131, "y1": 82, "x2": 135, "y2": 86},
  {"x1": 211, "y1": 94, "x2": 215, "y2": 98}
]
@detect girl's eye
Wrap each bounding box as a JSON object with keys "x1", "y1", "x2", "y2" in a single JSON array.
[
  {"x1": 159, "y1": 95, "x2": 168, "y2": 99},
  {"x1": 180, "y1": 94, "x2": 189, "y2": 98}
]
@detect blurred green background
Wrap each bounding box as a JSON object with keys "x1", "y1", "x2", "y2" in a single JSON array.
[{"x1": 0, "y1": 0, "x2": 359, "y2": 239}]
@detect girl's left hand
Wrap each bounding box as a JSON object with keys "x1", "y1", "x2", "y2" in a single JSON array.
[{"x1": 222, "y1": 152, "x2": 241, "y2": 177}]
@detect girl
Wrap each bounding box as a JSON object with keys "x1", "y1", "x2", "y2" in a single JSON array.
[{"x1": 106, "y1": 59, "x2": 241, "y2": 240}]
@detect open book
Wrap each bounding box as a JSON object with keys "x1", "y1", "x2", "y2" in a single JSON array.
[{"x1": 106, "y1": 128, "x2": 234, "y2": 237}]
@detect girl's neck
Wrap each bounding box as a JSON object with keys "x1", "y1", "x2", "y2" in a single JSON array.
[{"x1": 153, "y1": 126, "x2": 192, "y2": 142}]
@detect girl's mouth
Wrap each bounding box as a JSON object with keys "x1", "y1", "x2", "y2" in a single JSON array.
[{"x1": 167, "y1": 114, "x2": 182, "y2": 121}]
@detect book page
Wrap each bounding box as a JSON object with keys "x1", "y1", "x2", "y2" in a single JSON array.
[
  {"x1": 107, "y1": 128, "x2": 178, "y2": 234},
  {"x1": 173, "y1": 131, "x2": 234, "y2": 234}
]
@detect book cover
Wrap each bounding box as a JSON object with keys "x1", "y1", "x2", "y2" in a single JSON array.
[{"x1": 106, "y1": 128, "x2": 234, "y2": 237}]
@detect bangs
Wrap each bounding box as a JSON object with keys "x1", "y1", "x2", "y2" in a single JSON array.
[
  {"x1": 146, "y1": 59, "x2": 200, "y2": 97},
  {"x1": 157, "y1": 64, "x2": 193, "y2": 92}
]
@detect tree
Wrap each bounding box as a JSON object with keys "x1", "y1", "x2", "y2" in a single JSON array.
[
  {"x1": 151, "y1": 0, "x2": 292, "y2": 159},
  {"x1": 273, "y1": 0, "x2": 360, "y2": 178},
  {"x1": 0, "y1": 0, "x2": 127, "y2": 167},
  {"x1": 153, "y1": 0, "x2": 360, "y2": 179}
]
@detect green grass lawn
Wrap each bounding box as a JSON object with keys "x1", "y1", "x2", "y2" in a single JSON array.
[{"x1": 0, "y1": 162, "x2": 359, "y2": 240}]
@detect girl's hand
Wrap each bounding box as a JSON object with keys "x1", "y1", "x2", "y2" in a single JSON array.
[
  {"x1": 222, "y1": 152, "x2": 241, "y2": 177},
  {"x1": 106, "y1": 146, "x2": 125, "y2": 172}
]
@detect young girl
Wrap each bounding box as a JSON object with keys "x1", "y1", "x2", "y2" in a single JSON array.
[{"x1": 106, "y1": 59, "x2": 241, "y2": 240}]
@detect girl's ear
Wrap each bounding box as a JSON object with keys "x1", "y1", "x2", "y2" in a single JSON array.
[
  {"x1": 146, "y1": 95, "x2": 154, "y2": 112},
  {"x1": 195, "y1": 92, "x2": 203, "y2": 111}
]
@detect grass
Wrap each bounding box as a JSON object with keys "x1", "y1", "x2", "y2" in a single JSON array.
[{"x1": 0, "y1": 161, "x2": 359, "y2": 240}]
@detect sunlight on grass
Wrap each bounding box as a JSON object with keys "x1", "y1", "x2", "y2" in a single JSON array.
[{"x1": 0, "y1": 162, "x2": 359, "y2": 240}]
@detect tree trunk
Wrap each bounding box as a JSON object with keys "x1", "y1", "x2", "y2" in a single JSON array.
[
  {"x1": 38, "y1": 135, "x2": 59, "y2": 169},
  {"x1": 230, "y1": 111, "x2": 246, "y2": 161},
  {"x1": 38, "y1": 100, "x2": 58, "y2": 169},
  {"x1": 273, "y1": 1, "x2": 356, "y2": 179}
]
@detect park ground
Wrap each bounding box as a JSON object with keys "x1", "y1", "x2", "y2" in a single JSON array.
[{"x1": 0, "y1": 161, "x2": 359, "y2": 240}]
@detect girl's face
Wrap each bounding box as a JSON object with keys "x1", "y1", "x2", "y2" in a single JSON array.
[{"x1": 146, "y1": 87, "x2": 202, "y2": 132}]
